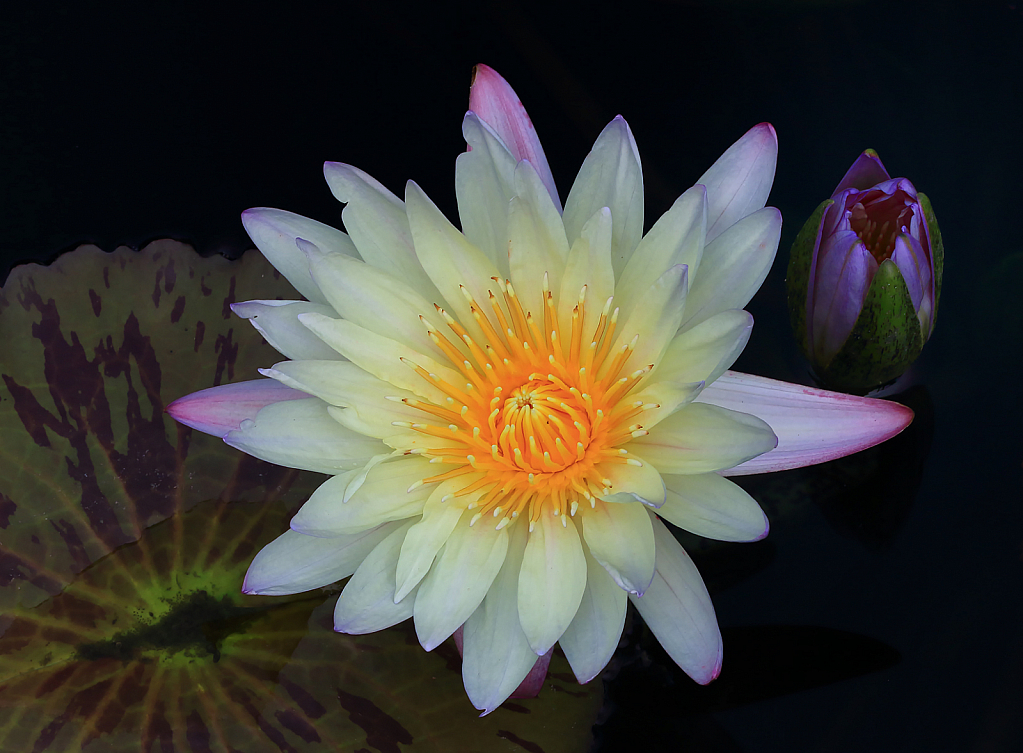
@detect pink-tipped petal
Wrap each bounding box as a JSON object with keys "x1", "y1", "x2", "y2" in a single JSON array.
[
  {"x1": 469, "y1": 64, "x2": 560, "y2": 211},
  {"x1": 833, "y1": 149, "x2": 891, "y2": 194},
  {"x1": 699, "y1": 371, "x2": 914, "y2": 476},
  {"x1": 166, "y1": 379, "x2": 310, "y2": 437}
]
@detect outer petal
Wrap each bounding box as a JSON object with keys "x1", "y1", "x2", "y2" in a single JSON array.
[
  {"x1": 469, "y1": 63, "x2": 560, "y2": 210},
  {"x1": 562, "y1": 116, "x2": 644, "y2": 277},
  {"x1": 413, "y1": 520, "x2": 509, "y2": 651},
  {"x1": 683, "y1": 207, "x2": 781, "y2": 331},
  {"x1": 696, "y1": 122, "x2": 777, "y2": 243},
  {"x1": 223, "y1": 397, "x2": 387, "y2": 474},
  {"x1": 322, "y1": 161, "x2": 444, "y2": 302},
  {"x1": 335, "y1": 519, "x2": 419, "y2": 634},
  {"x1": 507, "y1": 160, "x2": 570, "y2": 309},
  {"x1": 699, "y1": 371, "x2": 914, "y2": 475},
  {"x1": 242, "y1": 523, "x2": 397, "y2": 596},
  {"x1": 291, "y1": 456, "x2": 434, "y2": 536},
  {"x1": 518, "y1": 511, "x2": 587, "y2": 655},
  {"x1": 231, "y1": 300, "x2": 345, "y2": 361},
  {"x1": 462, "y1": 522, "x2": 539, "y2": 715},
  {"x1": 582, "y1": 500, "x2": 656, "y2": 595},
  {"x1": 629, "y1": 402, "x2": 777, "y2": 475},
  {"x1": 810, "y1": 230, "x2": 875, "y2": 366},
  {"x1": 651, "y1": 309, "x2": 753, "y2": 387},
  {"x1": 558, "y1": 546, "x2": 627, "y2": 684},
  {"x1": 630, "y1": 515, "x2": 722, "y2": 685},
  {"x1": 613, "y1": 184, "x2": 706, "y2": 325},
  {"x1": 833, "y1": 149, "x2": 891, "y2": 194},
  {"x1": 455, "y1": 112, "x2": 517, "y2": 274},
  {"x1": 659, "y1": 472, "x2": 769, "y2": 542},
  {"x1": 166, "y1": 379, "x2": 309, "y2": 437},
  {"x1": 558, "y1": 207, "x2": 615, "y2": 339},
  {"x1": 241, "y1": 207, "x2": 356, "y2": 304}
]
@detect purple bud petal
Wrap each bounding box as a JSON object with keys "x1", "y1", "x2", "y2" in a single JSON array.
[
  {"x1": 166, "y1": 379, "x2": 310, "y2": 437},
  {"x1": 832, "y1": 149, "x2": 891, "y2": 194}
]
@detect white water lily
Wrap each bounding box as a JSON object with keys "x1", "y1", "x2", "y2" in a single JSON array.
[{"x1": 169, "y1": 65, "x2": 912, "y2": 714}]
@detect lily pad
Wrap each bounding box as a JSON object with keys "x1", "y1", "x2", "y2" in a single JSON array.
[{"x1": 0, "y1": 241, "x2": 602, "y2": 752}]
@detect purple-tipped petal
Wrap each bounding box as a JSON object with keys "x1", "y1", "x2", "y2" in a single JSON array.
[
  {"x1": 697, "y1": 123, "x2": 777, "y2": 243},
  {"x1": 166, "y1": 379, "x2": 310, "y2": 437},
  {"x1": 833, "y1": 149, "x2": 891, "y2": 194},
  {"x1": 698, "y1": 371, "x2": 914, "y2": 475},
  {"x1": 469, "y1": 64, "x2": 560, "y2": 211}
]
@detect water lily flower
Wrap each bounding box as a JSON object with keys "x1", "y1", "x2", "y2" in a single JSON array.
[
  {"x1": 787, "y1": 149, "x2": 943, "y2": 392},
  {"x1": 168, "y1": 65, "x2": 913, "y2": 714}
]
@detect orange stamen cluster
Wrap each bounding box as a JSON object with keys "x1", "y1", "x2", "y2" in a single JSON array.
[{"x1": 394, "y1": 275, "x2": 657, "y2": 531}]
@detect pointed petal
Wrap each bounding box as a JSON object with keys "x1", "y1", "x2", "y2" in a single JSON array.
[
  {"x1": 563, "y1": 116, "x2": 644, "y2": 277},
  {"x1": 414, "y1": 521, "x2": 509, "y2": 651},
  {"x1": 810, "y1": 231, "x2": 874, "y2": 366},
  {"x1": 322, "y1": 161, "x2": 444, "y2": 302},
  {"x1": 611, "y1": 264, "x2": 688, "y2": 369},
  {"x1": 231, "y1": 300, "x2": 345, "y2": 361},
  {"x1": 393, "y1": 480, "x2": 470, "y2": 602},
  {"x1": 469, "y1": 64, "x2": 560, "y2": 210},
  {"x1": 455, "y1": 112, "x2": 517, "y2": 274},
  {"x1": 507, "y1": 160, "x2": 570, "y2": 309},
  {"x1": 697, "y1": 123, "x2": 777, "y2": 243},
  {"x1": 166, "y1": 379, "x2": 310, "y2": 437},
  {"x1": 241, "y1": 207, "x2": 356, "y2": 304},
  {"x1": 335, "y1": 519, "x2": 419, "y2": 634},
  {"x1": 222, "y1": 396, "x2": 387, "y2": 474},
  {"x1": 630, "y1": 515, "x2": 722, "y2": 684},
  {"x1": 660, "y1": 472, "x2": 769, "y2": 542},
  {"x1": 699, "y1": 371, "x2": 914, "y2": 475},
  {"x1": 518, "y1": 511, "x2": 587, "y2": 655},
  {"x1": 833, "y1": 149, "x2": 891, "y2": 193},
  {"x1": 614, "y1": 184, "x2": 706, "y2": 325},
  {"x1": 558, "y1": 547, "x2": 627, "y2": 684},
  {"x1": 683, "y1": 207, "x2": 781, "y2": 331},
  {"x1": 558, "y1": 207, "x2": 615, "y2": 339},
  {"x1": 242, "y1": 524, "x2": 397, "y2": 596},
  {"x1": 291, "y1": 456, "x2": 433, "y2": 536},
  {"x1": 628, "y1": 402, "x2": 777, "y2": 475},
  {"x1": 582, "y1": 500, "x2": 656, "y2": 595},
  {"x1": 652, "y1": 309, "x2": 753, "y2": 387},
  {"x1": 462, "y1": 523, "x2": 539, "y2": 714},
  {"x1": 406, "y1": 179, "x2": 506, "y2": 345}
]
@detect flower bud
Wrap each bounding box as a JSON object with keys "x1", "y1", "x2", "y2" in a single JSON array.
[{"x1": 786, "y1": 149, "x2": 943, "y2": 393}]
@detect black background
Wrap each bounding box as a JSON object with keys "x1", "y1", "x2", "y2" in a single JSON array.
[{"x1": 3, "y1": 1, "x2": 1022, "y2": 751}]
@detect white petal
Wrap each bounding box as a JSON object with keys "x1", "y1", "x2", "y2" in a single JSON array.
[
  {"x1": 322, "y1": 162, "x2": 444, "y2": 302},
  {"x1": 601, "y1": 458, "x2": 666, "y2": 507},
  {"x1": 610, "y1": 264, "x2": 688, "y2": 371},
  {"x1": 628, "y1": 402, "x2": 777, "y2": 475},
  {"x1": 563, "y1": 116, "x2": 644, "y2": 277},
  {"x1": 291, "y1": 456, "x2": 434, "y2": 536},
  {"x1": 297, "y1": 313, "x2": 462, "y2": 406},
  {"x1": 223, "y1": 397, "x2": 387, "y2": 474},
  {"x1": 698, "y1": 371, "x2": 915, "y2": 476},
  {"x1": 660, "y1": 472, "x2": 769, "y2": 542},
  {"x1": 414, "y1": 520, "x2": 509, "y2": 651},
  {"x1": 630, "y1": 515, "x2": 722, "y2": 684},
  {"x1": 652, "y1": 309, "x2": 753, "y2": 387},
  {"x1": 518, "y1": 511, "x2": 587, "y2": 655},
  {"x1": 455, "y1": 112, "x2": 517, "y2": 274},
  {"x1": 242, "y1": 523, "x2": 397, "y2": 596},
  {"x1": 302, "y1": 240, "x2": 446, "y2": 359},
  {"x1": 582, "y1": 500, "x2": 656, "y2": 595},
  {"x1": 697, "y1": 123, "x2": 778, "y2": 243},
  {"x1": 231, "y1": 300, "x2": 345, "y2": 361},
  {"x1": 406, "y1": 179, "x2": 506, "y2": 345},
  {"x1": 334, "y1": 519, "x2": 419, "y2": 634},
  {"x1": 682, "y1": 207, "x2": 781, "y2": 331},
  {"x1": 614, "y1": 184, "x2": 706, "y2": 325},
  {"x1": 462, "y1": 522, "x2": 539, "y2": 715},
  {"x1": 558, "y1": 207, "x2": 615, "y2": 340},
  {"x1": 507, "y1": 160, "x2": 570, "y2": 310},
  {"x1": 629, "y1": 379, "x2": 705, "y2": 430},
  {"x1": 393, "y1": 479, "x2": 472, "y2": 601},
  {"x1": 558, "y1": 546, "x2": 627, "y2": 684},
  {"x1": 241, "y1": 207, "x2": 356, "y2": 304}
]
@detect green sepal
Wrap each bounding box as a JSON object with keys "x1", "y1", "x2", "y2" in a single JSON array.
[
  {"x1": 918, "y1": 191, "x2": 943, "y2": 337},
  {"x1": 819, "y1": 258, "x2": 924, "y2": 394},
  {"x1": 785, "y1": 198, "x2": 833, "y2": 359}
]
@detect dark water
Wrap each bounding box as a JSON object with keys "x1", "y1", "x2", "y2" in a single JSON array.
[{"x1": 2, "y1": 1, "x2": 1021, "y2": 751}]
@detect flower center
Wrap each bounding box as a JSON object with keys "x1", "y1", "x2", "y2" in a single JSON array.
[
  {"x1": 398, "y1": 275, "x2": 655, "y2": 531},
  {"x1": 848, "y1": 187, "x2": 916, "y2": 263}
]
